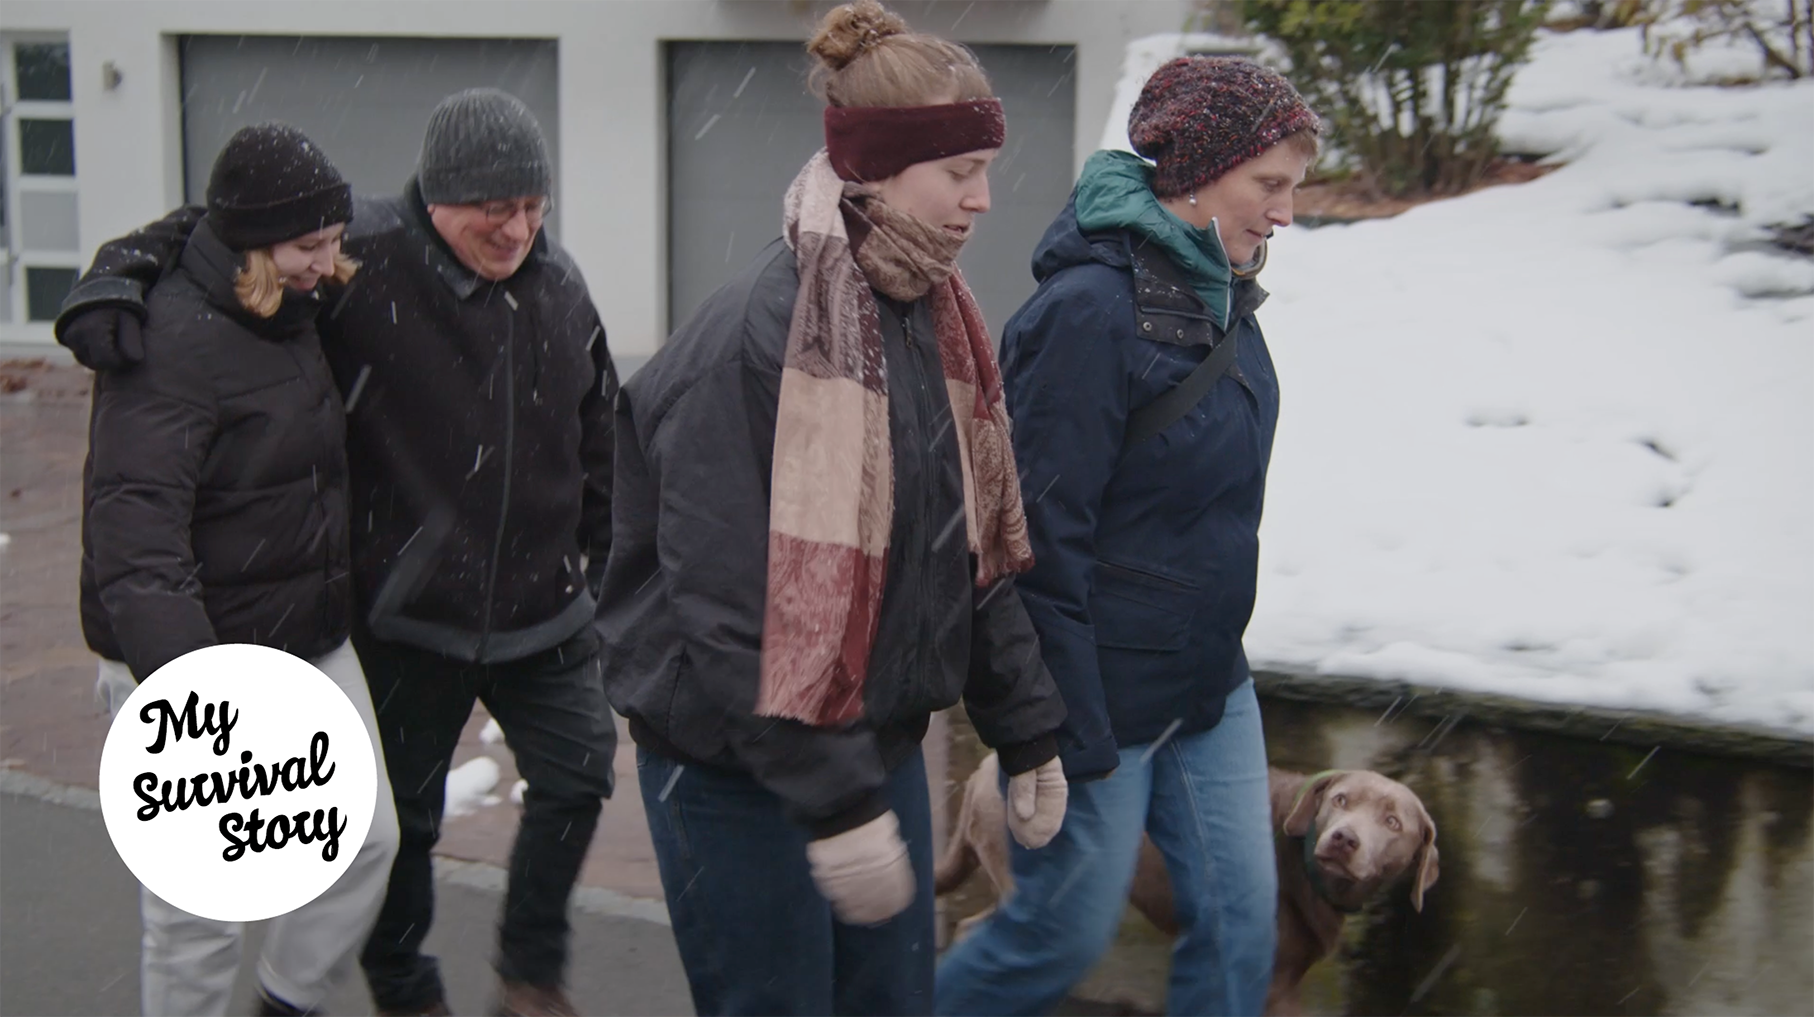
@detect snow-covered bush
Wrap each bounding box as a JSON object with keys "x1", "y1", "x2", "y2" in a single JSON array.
[
  {"x1": 1239, "y1": 0, "x2": 1553, "y2": 197},
  {"x1": 1638, "y1": 0, "x2": 1814, "y2": 81}
]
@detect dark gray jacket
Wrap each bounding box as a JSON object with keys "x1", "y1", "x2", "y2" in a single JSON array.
[
  {"x1": 60, "y1": 180, "x2": 618, "y2": 663},
  {"x1": 597, "y1": 237, "x2": 1065, "y2": 836},
  {"x1": 81, "y1": 218, "x2": 352, "y2": 680}
]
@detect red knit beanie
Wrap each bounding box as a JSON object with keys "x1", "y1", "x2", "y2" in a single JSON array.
[{"x1": 1128, "y1": 57, "x2": 1320, "y2": 198}]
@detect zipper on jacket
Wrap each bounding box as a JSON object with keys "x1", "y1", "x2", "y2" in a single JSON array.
[
  {"x1": 902, "y1": 308, "x2": 937, "y2": 705},
  {"x1": 477, "y1": 299, "x2": 516, "y2": 659}
]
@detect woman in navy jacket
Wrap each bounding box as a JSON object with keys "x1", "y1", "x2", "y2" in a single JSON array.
[{"x1": 935, "y1": 58, "x2": 1321, "y2": 1016}]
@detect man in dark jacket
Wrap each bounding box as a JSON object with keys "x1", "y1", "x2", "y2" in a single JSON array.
[{"x1": 58, "y1": 89, "x2": 617, "y2": 1017}]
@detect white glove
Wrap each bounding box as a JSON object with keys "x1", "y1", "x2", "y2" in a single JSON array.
[
  {"x1": 1007, "y1": 756, "x2": 1068, "y2": 849},
  {"x1": 806, "y1": 810, "x2": 915, "y2": 925}
]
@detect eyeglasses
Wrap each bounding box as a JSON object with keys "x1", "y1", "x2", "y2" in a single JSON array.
[{"x1": 479, "y1": 197, "x2": 553, "y2": 225}]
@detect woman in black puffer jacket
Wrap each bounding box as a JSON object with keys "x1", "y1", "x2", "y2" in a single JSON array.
[{"x1": 80, "y1": 123, "x2": 398, "y2": 1017}]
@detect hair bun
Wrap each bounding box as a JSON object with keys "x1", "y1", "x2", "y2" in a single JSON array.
[{"x1": 808, "y1": 0, "x2": 909, "y2": 72}]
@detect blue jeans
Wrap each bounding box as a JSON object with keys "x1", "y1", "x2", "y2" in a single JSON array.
[
  {"x1": 638, "y1": 744, "x2": 937, "y2": 1016},
  {"x1": 935, "y1": 679, "x2": 1276, "y2": 1016}
]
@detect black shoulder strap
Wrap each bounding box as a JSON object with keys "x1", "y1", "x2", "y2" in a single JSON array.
[{"x1": 1125, "y1": 331, "x2": 1240, "y2": 445}]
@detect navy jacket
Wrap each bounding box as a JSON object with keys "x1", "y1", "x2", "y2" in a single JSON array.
[{"x1": 1001, "y1": 202, "x2": 1281, "y2": 780}]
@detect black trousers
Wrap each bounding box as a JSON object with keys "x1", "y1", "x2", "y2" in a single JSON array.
[{"x1": 353, "y1": 623, "x2": 616, "y2": 1011}]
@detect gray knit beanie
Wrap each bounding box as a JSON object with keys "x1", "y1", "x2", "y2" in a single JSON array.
[{"x1": 416, "y1": 88, "x2": 552, "y2": 205}]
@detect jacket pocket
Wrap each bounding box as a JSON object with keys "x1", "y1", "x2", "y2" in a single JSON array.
[{"x1": 1091, "y1": 561, "x2": 1198, "y2": 652}]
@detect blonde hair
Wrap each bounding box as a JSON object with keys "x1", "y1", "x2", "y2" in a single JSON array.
[
  {"x1": 807, "y1": 0, "x2": 993, "y2": 108},
  {"x1": 234, "y1": 246, "x2": 358, "y2": 319}
]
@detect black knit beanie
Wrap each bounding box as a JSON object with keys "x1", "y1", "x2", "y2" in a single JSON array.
[
  {"x1": 206, "y1": 123, "x2": 353, "y2": 251},
  {"x1": 1128, "y1": 57, "x2": 1320, "y2": 199},
  {"x1": 416, "y1": 88, "x2": 552, "y2": 206}
]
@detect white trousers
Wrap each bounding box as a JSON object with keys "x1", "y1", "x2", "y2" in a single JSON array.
[{"x1": 98, "y1": 641, "x2": 400, "y2": 1016}]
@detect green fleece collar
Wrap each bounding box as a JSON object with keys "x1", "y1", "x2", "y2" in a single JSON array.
[{"x1": 1074, "y1": 149, "x2": 1231, "y2": 329}]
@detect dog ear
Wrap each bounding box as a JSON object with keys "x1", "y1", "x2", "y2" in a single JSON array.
[
  {"x1": 1281, "y1": 771, "x2": 1342, "y2": 837},
  {"x1": 1410, "y1": 808, "x2": 1440, "y2": 913}
]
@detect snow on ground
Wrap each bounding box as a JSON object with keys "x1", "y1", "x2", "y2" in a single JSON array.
[
  {"x1": 443, "y1": 755, "x2": 500, "y2": 819},
  {"x1": 1107, "y1": 28, "x2": 1814, "y2": 734}
]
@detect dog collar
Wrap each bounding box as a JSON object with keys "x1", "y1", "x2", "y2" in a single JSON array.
[
  {"x1": 1301, "y1": 815, "x2": 1365, "y2": 914},
  {"x1": 1288, "y1": 770, "x2": 1365, "y2": 915}
]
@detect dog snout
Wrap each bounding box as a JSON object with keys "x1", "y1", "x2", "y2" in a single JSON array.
[{"x1": 1324, "y1": 826, "x2": 1359, "y2": 856}]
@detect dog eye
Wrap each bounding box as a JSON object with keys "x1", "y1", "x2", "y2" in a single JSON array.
[
  {"x1": 1386, "y1": 815, "x2": 1401, "y2": 830},
  {"x1": 1332, "y1": 793, "x2": 1347, "y2": 808}
]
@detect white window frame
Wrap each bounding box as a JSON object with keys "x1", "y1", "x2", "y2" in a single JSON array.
[{"x1": 2, "y1": 30, "x2": 82, "y2": 340}]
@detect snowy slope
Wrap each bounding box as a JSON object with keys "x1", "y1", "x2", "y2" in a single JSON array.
[{"x1": 1104, "y1": 28, "x2": 1814, "y2": 734}]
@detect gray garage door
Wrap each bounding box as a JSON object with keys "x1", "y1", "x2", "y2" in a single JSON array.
[
  {"x1": 667, "y1": 41, "x2": 1076, "y2": 343},
  {"x1": 178, "y1": 35, "x2": 559, "y2": 236}
]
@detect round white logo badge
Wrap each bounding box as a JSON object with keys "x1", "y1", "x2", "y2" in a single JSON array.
[{"x1": 98, "y1": 644, "x2": 379, "y2": 922}]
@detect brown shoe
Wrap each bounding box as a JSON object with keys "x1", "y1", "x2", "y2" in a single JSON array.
[
  {"x1": 375, "y1": 1002, "x2": 451, "y2": 1017},
  {"x1": 494, "y1": 981, "x2": 579, "y2": 1017}
]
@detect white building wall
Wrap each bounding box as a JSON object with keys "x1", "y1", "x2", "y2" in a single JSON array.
[{"x1": 1, "y1": 0, "x2": 1193, "y2": 356}]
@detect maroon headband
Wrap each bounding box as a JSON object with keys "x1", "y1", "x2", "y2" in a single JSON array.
[{"x1": 824, "y1": 99, "x2": 1006, "y2": 182}]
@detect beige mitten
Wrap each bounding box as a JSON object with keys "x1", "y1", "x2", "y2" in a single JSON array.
[
  {"x1": 1007, "y1": 756, "x2": 1068, "y2": 849},
  {"x1": 806, "y1": 810, "x2": 915, "y2": 925}
]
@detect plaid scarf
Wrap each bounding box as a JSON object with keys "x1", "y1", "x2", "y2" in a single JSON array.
[{"x1": 758, "y1": 151, "x2": 1033, "y2": 727}]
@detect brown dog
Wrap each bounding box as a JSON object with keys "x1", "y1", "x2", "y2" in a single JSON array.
[{"x1": 934, "y1": 759, "x2": 1439, "y2": 1016}]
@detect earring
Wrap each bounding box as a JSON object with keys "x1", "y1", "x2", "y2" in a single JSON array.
[{"x1": 1188, "y1": 192, "x2": 1198, "y2": 206}]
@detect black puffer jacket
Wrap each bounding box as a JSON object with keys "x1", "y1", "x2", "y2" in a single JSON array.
[
  {"x1": 597, "y1": 237, "x2": 1065, "y2": 836},
  {"x1": 81, "y1": 218, "x2": 352, "y2": 680},
  {"x1": 60, "y1": 180, "x2": 618, "y2": 664}
]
